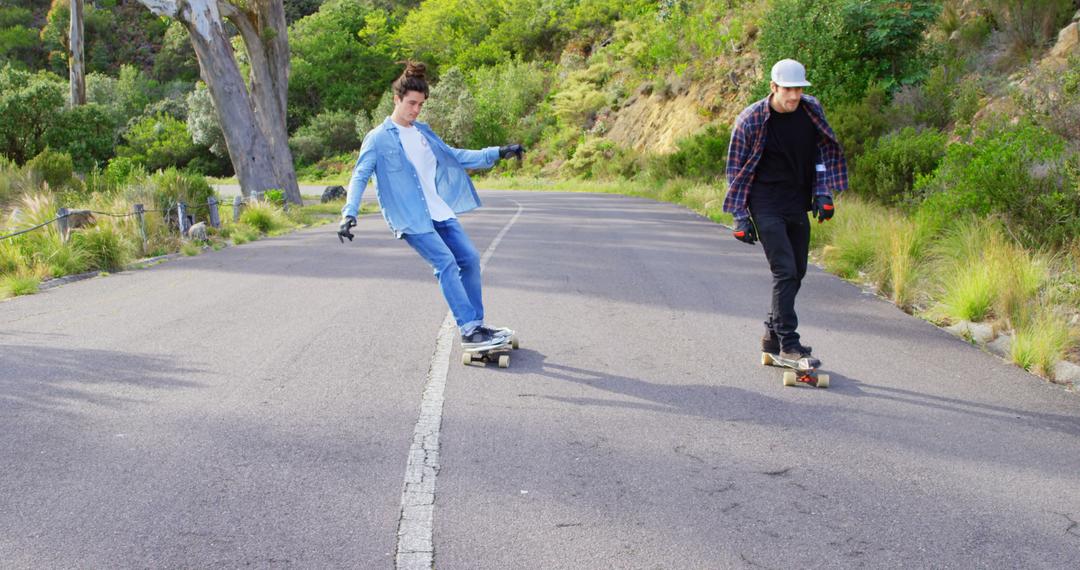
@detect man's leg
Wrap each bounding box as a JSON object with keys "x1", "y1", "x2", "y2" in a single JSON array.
[
  {"x1": 403, "y1": 230, "x2": 481, "y2": 333},
  {"x1": 433, "y1": 219, "x2": 484, "y2": 324},
  {"x1": 753, "y1": 214, "x2": 801, "y2": 350}
]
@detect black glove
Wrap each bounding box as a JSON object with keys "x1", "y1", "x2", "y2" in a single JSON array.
[
  {"x1": 733, "y1": 218, "x2": 757, "y2": 245},
  {"x1": 338, "y1": 215, "x2": 357, "y2": 243},
  {"x1": 499, "y1": 144, "x2": 525, "y2": 161},
  {"x1": 812, "y1": 195, "x2": 834, "y2": 223}
]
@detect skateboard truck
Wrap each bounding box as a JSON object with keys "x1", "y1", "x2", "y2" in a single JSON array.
[{"x1": 462, "y1": 334, "x2": 521, "y2": 368}]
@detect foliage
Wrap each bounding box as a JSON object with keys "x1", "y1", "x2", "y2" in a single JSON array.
[
  {"x1": 467, "y1": 58, "x2": 552, "y2": 148},
  {"x1": 757, "y1": 0, "x2": 940, "y2": 104},
  {"x1": 152, "y1": 20, "x2": 199, "y2": 83},
  {"x1": 116, "y1": 114, "x2": 199, "y2": 172},
  {"x1": 851, "y1": 127, "x2": 947, "y2": 205},
  {"x1": 419, "y1": 67, "x2": 475, "y2": 147},
  {"x1": 25, "y1": 148, "x2": 74, "y2": 190},
  {"x1": 40, "y1": 0, "x2": 167, "y2": 76},
  {"x1": 290, "y1": 109, "x2": 361, "y2": 165},
  {"x1": 44, "y1": 103, "x2": 118, "y2": 171},
  {"x1": 128, "y1": 168, "x2": 216, "y2": 227},
  {"x1": 0, "y1": 6, "x2": 41, "y2": 69},
  {"x1": 70, "y1": 224, "x2": 132, "y2": 272},
  {"x1": 984, "y1": 0, "x2": 1074, "y2": 53},
  {"x1": 561, "y1": 137, "x2": 640, "y2": 179},
  {"x1": 239, "y1": 202, "x2": 293, "y2": 234},
  {"x1": 828, "y1": 85, "x2": 890, "y2": 159},
  {"x1": 186, "y1": 83, "x2": 227, "y2": 157},
  {"x1": 288, "y1": 0, "x2": 400, "y2": 129},
  {"x1": 914, "y1": 119, "x2": 1080, "y2": 247},
  {"x1": 0, "y1": 65, "x2": 65, "y2": 165},
  {"x1": 650, "y1": 124, "x2": 730, "y2": 183}
]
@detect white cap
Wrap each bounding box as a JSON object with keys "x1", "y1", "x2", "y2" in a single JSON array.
[{"x1": 770, "y1": 59, "x2": 811, "y2": 88}]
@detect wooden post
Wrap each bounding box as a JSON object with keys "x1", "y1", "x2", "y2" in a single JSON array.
[
  {"x1": 233, "y1": 195, "x2": 243, "y2": 222},
  {"x1": 57, "y1": 207, "x2": 70, "y2": 243},
  {"x1": 134, "y1": 203, "x2": 147, "y2": 249},
  {"x1": 177, "y1": 202, "x2": 190, "y2": 237},
  {"x1": 208, "y1": 196, "x2": 220, "y2": 228},
  {"x1": 254, "y1": 190, "x2": 265, "y2": 202}
]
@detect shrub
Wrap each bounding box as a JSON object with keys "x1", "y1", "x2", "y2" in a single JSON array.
[
  {"x1": 44, "y1": 103, "x2": 117, "y2": 171},
  {"x1": 1011, "y1": 306, "x2": 1072, "y2": 378},
  {"x1": 0, "y1": 271, "x2": 39, "y2": 298},
  {"x1": 0, "y1": 65, "x2": 65, "y2": 164},
  {"x1": 418, "y1": 67, "x2": 475, "y2": 147},
  {"x1": 650, "y1": 124, "x2": 730, "y2": 183},
  {"x1": 25, "y1": 147, "x2": 74, "y2": 190},
  {"x1": 851, "y1": 127, "x2": 947, "y2": 205},
  {"x1": 986, "y1": 0, "x2": 1074, "y2": 53},
  {"x1": 757, "y1": 0, "x2": 940, "y2": 104},
  {"x1": 468, "y1": 59, "x2": 551, "y2": 148},
  {"x1": 913, "y1": 119, "x2": 1080, "y2": 247},
  {"x1": 135, "y1": 168, "x2": 216, "y2": 227},
  {"x1": 290, "y1": 109, "x2": 361, "y2": 164},
  {"x1": 829, "y1": 85, "x2": 889, "y2": 158},
  {"x1": 561, "y1": 138, "x2": 639, "y2": 179},
  {"x1": 186, "y1": 83, "x2": 227, "y2": 158},
  {"x1": 117, "y1": 113, "x2": 200, "y2": 171}
]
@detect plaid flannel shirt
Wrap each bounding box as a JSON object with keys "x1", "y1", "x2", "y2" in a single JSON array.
[{"x1": 723, "y1": 95, "x2": 848, "y2": 221}]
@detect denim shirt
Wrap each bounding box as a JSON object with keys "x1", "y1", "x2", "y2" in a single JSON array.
[{"x1": 342, "y1": 117, "x2": 500, "y2": 237}]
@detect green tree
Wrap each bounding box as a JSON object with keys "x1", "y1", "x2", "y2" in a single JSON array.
[
  {"x1": 0, "y1": 65, "x2": 65, "y2": 164},
  {"x1": 288, "y1": 0, "x2": 400, "y2": 130},
  {"x1": 45, "y1": 103, "x2": 118, "y2": 171},
  {"x1": 419, "y1": 67, "x2": 475, "y2": 147},
  {"x1": 0, "y1": 7, "x2": 41, "y2": 68},
  {"x1": 757, "y1": 0, "x2": 940, "y2": 105}
]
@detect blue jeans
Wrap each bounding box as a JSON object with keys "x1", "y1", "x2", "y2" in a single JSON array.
[{"x1": 403, "y1": 219, "x2": 483, "y2": 334}]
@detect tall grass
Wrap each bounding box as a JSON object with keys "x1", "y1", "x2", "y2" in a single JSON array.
[{"x1": 1011, "y1": 306, "x2": 1073, "y2": 379}]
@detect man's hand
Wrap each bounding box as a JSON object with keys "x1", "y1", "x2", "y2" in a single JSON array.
[
  {"x1": 338, "y1": 215, "x2": 357, "y2": 243},
  {"x1": 499, "y1": 144, "x2": 525, "y2": 161},
  {"x1": 733, "y1": 218, "x2": 757, "y2": 245},
  {"x1": 812, "y1": 195, "x2": 834, "y2": 223}
]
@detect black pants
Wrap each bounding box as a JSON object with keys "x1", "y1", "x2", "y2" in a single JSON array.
[{"x1": 752, "y1": 211, "x2": 810, "y2": 350}]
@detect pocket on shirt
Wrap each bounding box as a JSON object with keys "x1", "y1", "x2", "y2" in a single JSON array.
[{"x1": 383, "y1": 150, "x2": 404, "y2": 171}]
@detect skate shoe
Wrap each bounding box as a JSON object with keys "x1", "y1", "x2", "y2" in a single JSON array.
[
  {"x1": 478, "y1": 325, "x2": 513, "y2": 340},
  {"x1": 461, "y1": 327, "x2": 502, "y2": 350},
  {"x1": 761, "y1": 331, "x2": 780, "y2": 354},
  {"x1": 780, "y1": 343, "x2": 820, "y2": 369}
]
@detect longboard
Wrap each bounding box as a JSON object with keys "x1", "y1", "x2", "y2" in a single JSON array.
[
  {"x1": 761, "y1": 352, "x2": 829, "y2": 388},
  {"x1": 462, "y1": 334, "x2": 520, "y2": 368}
]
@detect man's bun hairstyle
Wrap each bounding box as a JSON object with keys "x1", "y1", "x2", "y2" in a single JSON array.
[{"x1": 392, "y1": 60, "x2": 430, "y2": 98}]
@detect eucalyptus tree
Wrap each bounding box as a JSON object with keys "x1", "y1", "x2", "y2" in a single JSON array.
[{"x1": 134, "y1": 0, "x2": 300, "y2": 203}]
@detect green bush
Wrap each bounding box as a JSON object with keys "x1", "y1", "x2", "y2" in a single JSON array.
[
  {"x1": 420, "y1": 67, "x2": 475, "y2": 147},
  {"x1": 239, "y1": 202, "x2": 291, "y2": 234},
  {"x1": 561, "y1": 138, "x2": 640, "y2": 179},
  {"x1": 26, "y1": 147, "x2": 74, "y2": 190},
  {"x1": 44, "y1": 103, "x2": 117, "y2": 171},
  {"x1": 985, "y1": 0, "x2": 1074, "y2": 53},
  {"x1": 264, "y1": 189, "x2": 285, "y2": 206},
  {"x1": 0, "y1": 65, "x2": 64, "y2": 164},
  {"x1": 468, "y1": 58, "x2": 552, "y2": 148},
  {"x1": 914, "y1": 120, "x2": 1080, "y2": 247},
  {"x1": 851, "y1": 127, "x2": 947, "y2": 205},
  {"x1": 290, "y1": 109, "x2": 361, "y2": 165},
  {"x1": 650, "y1": 124, "x2": 730, "y2": 182},
  {"x1": 117, "y1": 113, "x2": 200, "y2": 172},
  {"x1": 137, "y1": 168, "x2": 216, "y2": 227},
  {"x1": 757, "y1": 0, "x2": 940, "y2": 105},
  {"x1": 829, "y1": 85, "x2": 889, "y2": 159}
]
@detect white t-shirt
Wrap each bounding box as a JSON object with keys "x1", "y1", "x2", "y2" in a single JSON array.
[{"x1": 396, "y1": 122, "x2": 455, "y2": 222}]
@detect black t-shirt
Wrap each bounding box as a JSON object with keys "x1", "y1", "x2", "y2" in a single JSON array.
[{"x1": 749, "y1": 103, "x2": 818, "y2": 216}]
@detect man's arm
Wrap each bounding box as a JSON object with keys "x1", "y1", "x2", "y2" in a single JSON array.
[
  {"x1": 342, "y1": 133, "x2": 378, "y2": 219},
  {"x1": 723, "y1": 116, "x2": 755, "y2": 221},
  {"x1": 447, "y1": 146, "x2": 500, "y2": 170}
]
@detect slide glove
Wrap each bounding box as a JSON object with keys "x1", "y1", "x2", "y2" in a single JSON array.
[
  {"x1": 499, "y1": 144, "x2": 525, "y2": 161},
  {"x1": 812, "y1": 195, "x2": 835, "y2": 223},
  {"x1": 338, "y1": 215, "x2": 357, "y2": 243},
  {"x1": 733, "y1": 218, "x2": 757, "y2": 245}
]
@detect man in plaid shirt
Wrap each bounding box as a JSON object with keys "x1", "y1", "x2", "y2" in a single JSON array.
[{"x1": 723, "y1": 59, "x2": 847, "y2": 367}]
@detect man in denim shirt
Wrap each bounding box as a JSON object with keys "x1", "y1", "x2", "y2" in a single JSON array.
[
  {"x1": 338, "y1": 61, "x2": 524, "y2": 350},
  {"x1": 724, "y1": 59, "x2": 847, "y2": 367}
]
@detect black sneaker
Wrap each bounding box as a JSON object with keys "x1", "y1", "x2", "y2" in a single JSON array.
[
  {"x1": 761, "y1": 331, "x2": 780, "y2": 354},
  {"x1": 462, "y1": 327, "x2": 500, "y2": 350}
]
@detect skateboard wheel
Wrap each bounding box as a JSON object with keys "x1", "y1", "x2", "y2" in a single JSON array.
[
  {"x1": 782, "y1": 371, "x2": 797, "y2": 387},
  {"x1": 462, "y1": 352, "x2": 473, "y2": 366},
  {"x1": 511, "y1": 335, "x2": 520, "y2": 350},
  {"x1": 761, "y1": 352, "x2": 773, "y2": 366},
  {"x1": 498, "y1": 354, "x2": 510, "y2": 368},
  {"x1": 816, "y1": 374, "x2": 829, "y2": 388}
]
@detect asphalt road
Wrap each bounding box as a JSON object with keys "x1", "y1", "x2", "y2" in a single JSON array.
[{"x1": 2, "y1": 191, "x2": 1079, "y2": 569}]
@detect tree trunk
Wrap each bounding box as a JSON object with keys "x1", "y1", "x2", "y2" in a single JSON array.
[
  {"x1": 69, "y1": 0, "x2": 86, "y2": 106},
  {"x1": 135, "y1": 0, "x2": 299, "y2": 204}
]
